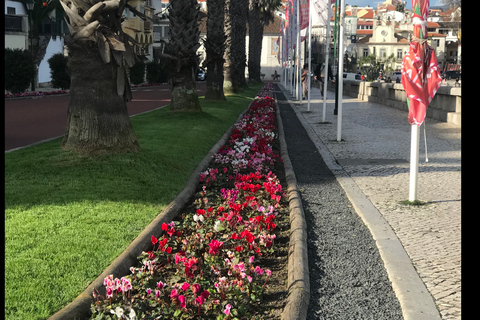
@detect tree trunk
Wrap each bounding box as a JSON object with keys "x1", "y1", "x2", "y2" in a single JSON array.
[
  {"x1": 170, "y1": 64, "x2": 201, "y2": 111},
  {"x1": 248, "y1": 1, "x2": 263, "y2": 83},
  {"x1": 167, "y1": 0, "x2": 202, "y2": 112},
  {"x1": 205, "y1": 0, "x2": 226, "y2": 101},
  {"x1": 62, "y1": 40, "x2": 140, "y2": 155},
  {"x1": 224, "y1": 0, "x2": 248, "y2": 94}
]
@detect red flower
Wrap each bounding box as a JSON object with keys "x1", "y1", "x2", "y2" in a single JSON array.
[
  {"x1": 161, "y1": 223, "x2": 168, "y2": 231},
  {"x1": 151, "y1": 235, "x2": 158, "y2": 246},
  {"x1": 235, "y1": 246, "x2": 243, "y2": 252},
  {"x1": 208, "y1": 239, "x2": 224, "y2": 255},
  {"x1": 196, "y1": 209, "x2": 205, "y2": 215}
]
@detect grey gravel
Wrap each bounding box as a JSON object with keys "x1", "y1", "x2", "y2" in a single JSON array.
[{"x1": 275, "y1": 87, "x2": 404, "y2": 320}]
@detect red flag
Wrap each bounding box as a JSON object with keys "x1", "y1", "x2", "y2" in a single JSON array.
[
  {"x1": 401, "y1": 0, "x2": 441, "y2": 125},
  {"x1": 300, "y1": 0, "x2": 309, "y2": 30}
]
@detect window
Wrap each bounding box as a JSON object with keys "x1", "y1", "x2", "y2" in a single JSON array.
[
  {"x1": 397, "y1": 49, "x2": 403, "y2": 60},
  {"x1": 380, "y1": 48, "x2": 386, "y2": 58},
  {"x1": 7, "y1": 7, "x2": 16, "y2": 15},
  {"x1": 363, "y1": 48, "x2": 368, "y2": 57}
]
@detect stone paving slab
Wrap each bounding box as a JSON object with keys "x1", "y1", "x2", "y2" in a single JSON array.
[{"x1": 284, "y1": 84, "x2": 461, "y2": 320}]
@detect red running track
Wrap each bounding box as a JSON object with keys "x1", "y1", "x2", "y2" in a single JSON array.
[{"x1": 5, "y1": 83, "x2": 207, "y2": 152}]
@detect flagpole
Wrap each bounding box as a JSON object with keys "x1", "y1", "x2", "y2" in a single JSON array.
[
  {"x1": 336, "y1": 0, "x2": 345, "y2": 142},
  {"x1": 322, "y1": 0, "x2": 332, "y2": 122},
  {"x1": 307, "y1": 0, "x2": 312, "y2": 111},
  {"x1": 409, "y1": 121, "x2": 420, "y2": 201},
  {"x1": 296, "y1": 0, "x2": 301, "y2": 101}
]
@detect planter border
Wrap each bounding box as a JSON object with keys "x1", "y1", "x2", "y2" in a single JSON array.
[{"x1": 275, "y1": 92, "x2": 310, "y2": 320}]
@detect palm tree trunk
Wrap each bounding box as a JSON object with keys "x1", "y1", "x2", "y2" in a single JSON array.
[
  {"x1": 224, "y1": 0, "x2": 248, "y2": 94},
  {"x1": 205, "y1": 0, "x2": 226, "y2": 101},
  {"x1": 248, "y1": 1, "x2": 263, "y2": 83},
  {"x1": 167, "y1": 0, "x2": 202, "y2": 111},
  {"x1": 62, "y1": 41, "x2": 140, "y2": 155}
]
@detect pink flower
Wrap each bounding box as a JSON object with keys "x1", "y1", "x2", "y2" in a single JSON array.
[
  {"x1": 249, "y1": 256, "x2": 255, "y2": 264},
  {"x1": 106, "y1": 287, "x2": 113, "y2": 298},
  {"x1": 247, "y1": 276, "x2": 253, "y2": 283},
  {"x1": 157, "y1": 281, "x2": 165, "y2": 289},
  {"x1": 266, "y1": 269, "x2": 272, "y2": 276},
  {"x1": 223, "y1": 303, "x2": 232, "y2": 316},
  {"x1": 155, "y1": 290, "x2": 161, "y2": 298},
  {"x1": 146, "y1": 288, "x2": 152, "y2": 295},
  {"x1": 178, "y1": 295, "x2": 186, "y2": 308},
  {"x1": 170, "y1": 289, "x2": 179, "y2": 299},
  {"x1": 191, "y1": 283, "x2": 201, "y2": 294},
  {"x1": 195, "y1": 295, "x2": 205, "y2": 306},
  {"x1": 201, "y1": 290, "x2": 210, "y2": 299},
  {"x1": 181, "y1": 282, "x2": 190, "y2": 291},
  {"x1": 208, "y1": 239, "x2": 224, "y2": 255}
]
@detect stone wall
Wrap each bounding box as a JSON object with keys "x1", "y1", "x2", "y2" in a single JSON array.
[{"x1": 328, "y1": 80, "x2": 461, "y2": 127}]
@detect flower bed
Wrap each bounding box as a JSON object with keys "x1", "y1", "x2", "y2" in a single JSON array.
[
  {"x1": 4, "y1": 90, "x2": 68, "y2": 99},
  {"x1": 90, "y1": 82, "x2": 287, "y2": 319}
]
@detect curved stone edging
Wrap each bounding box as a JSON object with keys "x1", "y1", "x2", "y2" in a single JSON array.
[
  {"x1": 49, "y1": 106, "x2": 251, "y2": 320},
  {"x1": 274, "y1": 93, "x2": 310, "y2": 320}
]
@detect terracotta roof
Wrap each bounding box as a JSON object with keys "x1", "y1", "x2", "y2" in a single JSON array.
[
  {"x1": 428, "y1": 21, "x2": 440, "y2": 28},
  {"x1": 357, "y1": 29, "x2": 373, "y2": 35}
]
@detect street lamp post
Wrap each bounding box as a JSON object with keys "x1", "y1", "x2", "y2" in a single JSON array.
[{"x1": 25, "y1": 0, "x2": 35, "y2": 92}]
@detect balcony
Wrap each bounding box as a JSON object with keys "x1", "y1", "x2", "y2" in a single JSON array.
[
  {"x1": 144, "y1": 20, "x2": 152, "y2": 31},
  {"x1": 5, "y1": 15, "x2": 25, "y2": 33}
]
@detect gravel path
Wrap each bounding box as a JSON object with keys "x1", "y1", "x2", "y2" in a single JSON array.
[{"x1": 275, "y1": 87, "x2": 404, "y2": 320}]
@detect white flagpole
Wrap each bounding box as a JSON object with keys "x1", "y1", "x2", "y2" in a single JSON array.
[
  {"x1": 307, "y1": 0, "x2": 312, "y2": 111},
  {"x1": 336, "y1": 0, "x2": 344, "y2": 142},
  {"x1": 296, "y1": 0, "x2": 301, "y2": 101},
  {"x1": 322, "y1": 0, "x2": 332, "y2": 122},
  {"x1": 409, "y1": 123, "x2": 420, "y2": 201}
]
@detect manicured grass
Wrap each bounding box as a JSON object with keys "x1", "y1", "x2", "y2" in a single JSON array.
[{"x1": 4, "y1": 83, "x2": 264, "y2": 320}]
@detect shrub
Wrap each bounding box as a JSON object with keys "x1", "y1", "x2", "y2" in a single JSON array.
[
  {"x1": 4, "y1": 48, "x2": 35, "y2": 94},
  {"x1": 146, "y1": 61, "x2": 169, "y2": 84},
  {"x1": 48, "y1": 53, "x2": 70, "y2": 90},
  {"x1": 129, "y1": 60, "x2": 146, "y2": 85}
]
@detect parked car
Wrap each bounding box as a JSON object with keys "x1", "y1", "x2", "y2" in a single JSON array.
[
  {"x1": 343, "y1": 72, "x2": 361, "y2": 81},
  {"x1": 196, "y1": 68, "x2": 206, "y2": 81},
  {"x1": 391, "y1": 71, "x2": 402, "y2": 82},
  {"x1": 442, "y1": 70, "x2": 461, "y2": 80}
]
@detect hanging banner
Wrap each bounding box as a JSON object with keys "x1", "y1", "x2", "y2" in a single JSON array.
[
  {"x1": 311, "y1": 0, "x2": 335, "y2": 26},
  {"x1": 300, "y1": 0, "x2": 310, "y2": 30}
]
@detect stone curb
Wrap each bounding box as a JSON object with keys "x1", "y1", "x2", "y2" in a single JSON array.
[
  {"x1": 274, "y1": 93, "x2": 310, "y2": 320},
  {"x1": 48, "y1": 106, "x2": 250, "y2": 320},
  {"x1": 277, "y1": 84, "x2": 442, "y2": 320}
]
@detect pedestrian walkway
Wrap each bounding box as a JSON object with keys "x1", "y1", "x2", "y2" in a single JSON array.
[{"x1": 277, "y1": 83, "x2": 461, "y2": 320}]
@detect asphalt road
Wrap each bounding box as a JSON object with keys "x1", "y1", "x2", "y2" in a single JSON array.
[{"x1": 4, "y1": 82, "x2": 207, "y2": 151}]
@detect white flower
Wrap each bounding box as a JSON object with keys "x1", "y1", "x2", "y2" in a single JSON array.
[{"x1": 213, "y1": 220, "x2": 221, "y2": 232}]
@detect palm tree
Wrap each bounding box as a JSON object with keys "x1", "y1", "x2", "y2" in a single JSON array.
[
  {"x1": 224, "y1": 0, "x2": 248, "y2": 94},
  {"x1": 162, "y1": 0, "x2": 202, "y2": 111},
  {"x1": 248, "y1": 0, "x2": 282, "y2": 83},
  {"x1": 204, "y1": 0, "x2": 226, "y2": 101},
  {"x1": 60, "y1": 0, "x2": 140, "y2": 155}
]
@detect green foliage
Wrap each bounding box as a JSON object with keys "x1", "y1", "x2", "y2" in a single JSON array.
[
  {"x1": 130, "y1": 60, "x2": 146, "y2": 85},
  {"x1": 48, "y1": 53, "x2": 70, "y2": 90},
  {"x1": 4, "y1": 48, "x2": 35, "y2": 94},
  {"x1": 146, "y1": 61, "x2": 169, "y2": 84}
]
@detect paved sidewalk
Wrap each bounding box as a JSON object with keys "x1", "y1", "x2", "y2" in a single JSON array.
[{"x1": 278, "y1": 83, "x2": 461, "y2": 320}]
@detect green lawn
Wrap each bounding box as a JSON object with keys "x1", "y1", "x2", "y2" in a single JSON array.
[{"x1": 4, "y1": 83, "x2": 264, "y2": 320}]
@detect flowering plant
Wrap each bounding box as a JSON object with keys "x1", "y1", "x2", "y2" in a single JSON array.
[
  {"x1": 90, "y1": 82, "x2": 285, "y2": 319},
  {"x1": 5, "y1": 90, "x2": 68, "y2": 99}
]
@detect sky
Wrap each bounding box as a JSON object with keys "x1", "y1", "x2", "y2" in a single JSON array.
[{"x1": 344, "y1": 0, "x2": 446, "y2": 10}]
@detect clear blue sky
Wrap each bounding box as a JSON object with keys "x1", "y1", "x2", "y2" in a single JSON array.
[{"x1": 344, "y1": 0, "x2": 445, "y2": 10}]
